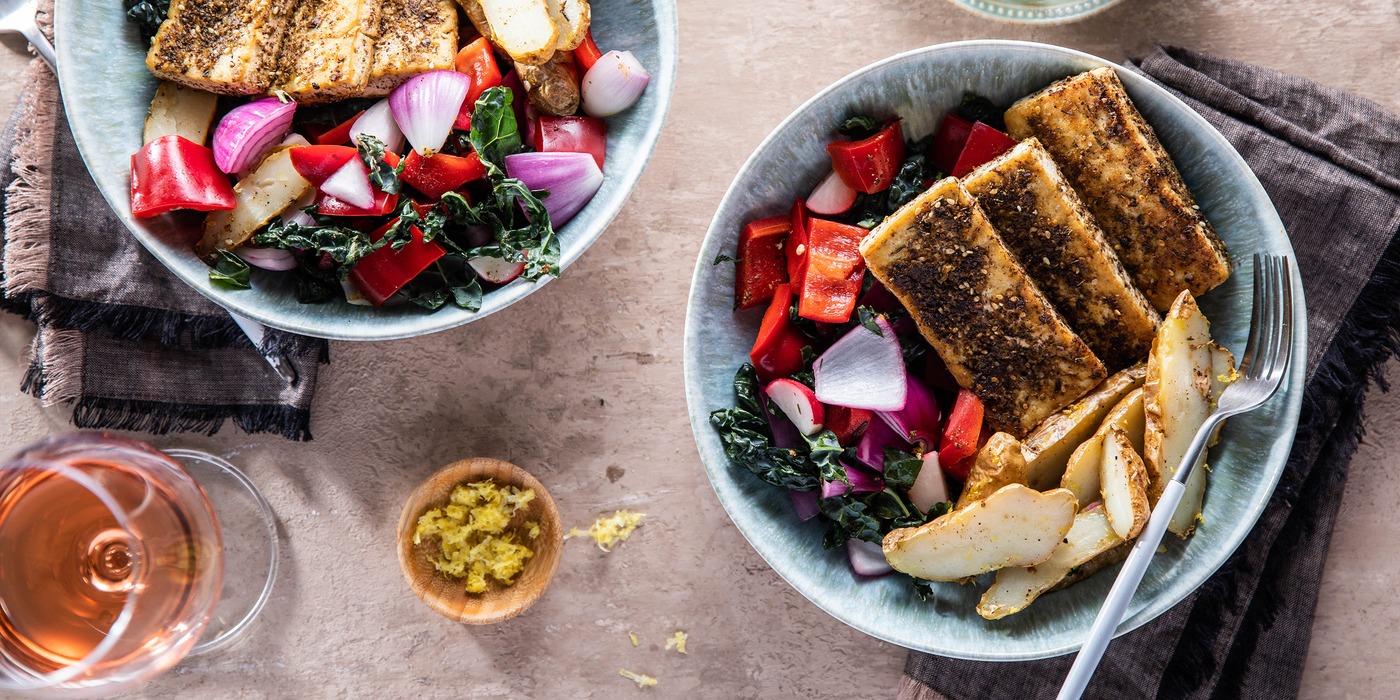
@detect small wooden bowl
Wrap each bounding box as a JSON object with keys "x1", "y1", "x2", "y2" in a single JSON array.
[{"x1": 396, "y1": 458, "x2": 563, "y2": 624}]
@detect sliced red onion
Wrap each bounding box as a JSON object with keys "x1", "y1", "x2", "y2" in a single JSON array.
[
  {"x1": 847, "y1": 539, "x2": 894, "y2": 577},
  {"x1": 319, "y1": 159, "x2": 374, "y2": 210},
  {"x1": 503, "y1": 152, "x2": 603, "y2": 227},
  {"x1": 764, "y1": 396, "x2": 802, "y2": 450},
  {"x1": 821, "y1": 462, "x2": 884, "y2": 498},
  {"x1": 390, "y1": 70, "x2": 471, "y2": 154},
  {"x1": 233, "y1": 245, "x2": 296, "y2": 271},
  {"x1": 856, "y1": 279, "x2": 902, "y2": 314},
  {"x1": 342, "y1": 279, "x2": 372, "y2": 306},
  {"x1": 463, "y1": 224, "x2": 494, "y2": 248},
  {"x1": 582, "y1": 50, "x2": 650, "y2": 117},
  {"x1": 891, "y1": 316, "x2": 918, "y2": 336},
  {"x1": 213, "y1": 97, "x2": 295, "y2": 174},
  {"x1": 814, "y1": 316, "x2": 907, "y2": 412},
  {"x1": 807, "y1": 169, "x2": 856, "y2": 215},
  {"x1": 789, "y1": 489, "x2": 820, "y2": 521},
  {"x1": 908, "y1": 453, "x2": 948, "y2": 514},
  {"x1": 877, "y1": 373, "x2": 942, "y2": 453},
  {"x1": 349, "y1": 98, "x2": 406, "y2": 154},
  {"x1": 468, "y1": 256, "x2": 526, "y2": 284},
  {"x1": 855, "y1": 414, "x2": 914, "y2": 472}
]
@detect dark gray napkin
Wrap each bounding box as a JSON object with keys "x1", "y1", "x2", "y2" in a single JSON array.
[
  {"x1": 899, "y1": 45, "x2": 1400, "y2": 700},
  {"x1": 0, "y1": 59, "x2": 328, "y2": 440}
]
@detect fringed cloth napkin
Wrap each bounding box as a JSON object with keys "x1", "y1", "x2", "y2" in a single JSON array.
[
  {"x1": 0, "y1": 58, "x2": 328, "y2": 440},
  {"x1": 899, "y1": 46, "x2": 1400, "y2": 700}
]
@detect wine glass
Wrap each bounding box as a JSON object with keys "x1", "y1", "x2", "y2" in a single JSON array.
[{"x1": 0, "y1": 432, "x2": 277, "y2": 697}]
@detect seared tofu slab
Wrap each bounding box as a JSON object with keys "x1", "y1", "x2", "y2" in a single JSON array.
[
  {"x1": 364, "y1": 0, "x2": 458, "y2": 96},
  {"x1": 274, "y1": 0, "x2": 384, "y2": 103},
  {"x1": 964, "y1": 138, "x2": 1161, "y2": 371},
  {"x1": 861, "y1": 178, "x2": 1108, "y2": 438},
  {"x1": 146, "y1": 0, "x2": 298, "y2": 95},
  {"x1": 1004, "y1": 68, "x2": 1230, "y2": 312}
]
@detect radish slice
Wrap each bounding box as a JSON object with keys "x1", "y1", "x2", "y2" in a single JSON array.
[
  {"x1": 877, "y1": 373, "x2": 943, "y2": 452},
  {"x1": 807, "y1": 170, "x2": 856, "y2": 215},
  {"x1": 319, "y1": 160, "x2": 374, "y2": 210},
  {"x1": 855, "y1": 414, "x2": 914, "y2": 472},
  {"x1": 790, "y1": 489, "x2": 820, "y2": 521},
  {"x1": 280, "y1": 133, "x2": 311, "y2": 148},
  {"x1": 821, "y1": 463, "x2": 884, "y2": 497},
  {"x1": 349, "y1": 98, "x2": 406, "y2": 154},
  {"x1": 814, "y1": 316, "x2": 907, "y2": 411},
  {"x1": 469, "y1": 256, "x2": 526, "y2": 284},
  {"x1": 212, "y1": 97, "x2": 295, "y2": 174},
  {"x1": 342, "y1": 279, "x2": 373, "y2": 306},
  {"x1": 504, "y1": 152, "x2": 604, "y2": 227},
  {"x1": 233, "y1": 245, "x2": 296, "y2": 271},
  {"x1": 847, "y1": 539, "x2": 894, "y2": 577},
  {"x1": 582, "y1": 50, "x2": 650, "y2": 117},
  {"x1": 908, "y1": 452, "x2": 948, "y2": 514},
  {"x1": 390, "y1": 70, "x2": 472, "y2": 154},
  {"x1": 765, "y1": 379, "x2": 825, "y2": 436}
]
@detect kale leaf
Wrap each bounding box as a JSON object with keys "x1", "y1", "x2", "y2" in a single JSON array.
[
  {"x1": 710, "y1": 364, "x2": 821, "y2": 491},
  {"x1": 292, "y1": 98, "x2": 380, "y2": 128},
  {"x1": 882, "y1": 448, "x2": 924, "y2": 490},
  {"x1": 467, "y1": 87, "x2": 523, "y2": 173},
  {"x1": 123, "y1": 0, "x2": 169, "y2": 44},
  {"x1": 357, "y1": 135, "x2": 405, "y2": 195},
  {"x1": 804, "y1": 430, "x2": 848, "y2": 485},
  {"x1": 253, "y1": 219, "x2": 385, "y2": 279},
  {"x1": 837, "y1": 115, "x2": 880, "y2": 141},
  {"x1": 208, "y1": 250, "x2": 251, "y2": 290},
  {"x1": 957, "y1": 92, "x2": 1006, "y2": 132}
]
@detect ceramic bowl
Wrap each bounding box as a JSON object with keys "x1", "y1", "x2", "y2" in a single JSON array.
[
  {"x1": 52, "y1": 0, "x2": 677, "y2": 340},
  {"x1": 397, "y1": 458, "x2": 563, "y2": 624},
  {"x1": 683, "y1": 40, "x2": 1307, "y2": 660},
  {"x1": 946, "y1": 0, "x2": 1125, "y2": 25}
]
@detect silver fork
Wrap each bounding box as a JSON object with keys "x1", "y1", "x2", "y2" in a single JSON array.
[
  {"x1": 1057, "y1": 253, "x2": 1295, "y2": 700},
  {"x1": 0, "y1": 0, "x2": 52, "y2": 68}
]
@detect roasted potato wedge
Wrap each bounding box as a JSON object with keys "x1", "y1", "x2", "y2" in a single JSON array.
[
  {"x1": 977, "y1": 506, "x2": 1123, "y2": 619},
  {"x1": 883, "y1": 484, "x2": 1077, "y2": 582},
  {"x1": 196, "y1": 147, "x2": 311, "y2": 261},
  {"x1": 143, "y1": 81, "x2": 219, "y2": 146},
  {"x1": 463, "y1": 0, "x2": 559, "y2": 66},
  {"x1": 1101, "y1": 427, "x2": 1149, "y2": 539},
  {"x1": 1060, "y1": 388, "x2": 1145, "y2": 509},
  {"x1": 954, "y1": 432, "x2": 1028, "y2": 510},
  {"x1": 1143, "y1": 291, "x2": 1236, "y2": 536},
  {"x1": 544, "y1": 0, "x2": 589, "y2": 50},
  {"x1": 1048, "y1": 541, "x2": 1130, "y2": 593},
  {"x1": 1021, "y1": 365, "x2": 1146, "y2": 490},
  {"x1": 516, "y1": 53, "x2": 581, "y2": 116}
]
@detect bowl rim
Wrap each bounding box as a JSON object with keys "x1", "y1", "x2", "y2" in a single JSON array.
[
  {"x1": 683, "y1": 39, "x2": 1307, "y2": 660},
  {"x1": 943, "y1": 0, "x2": 1126, "y2": 26},
  {"x1": 51, "y1": 0, "x2": 679, "y2": 341}
]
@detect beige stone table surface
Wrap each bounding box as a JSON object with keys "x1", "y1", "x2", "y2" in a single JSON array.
[{"x1": 0, "y1": 0, "x2": 1397, "y2": 696}]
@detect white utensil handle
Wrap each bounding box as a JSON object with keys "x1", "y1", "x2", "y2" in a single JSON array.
[{"x1": 1057, "y1": 479, "x2": 1187, "y2": 700}]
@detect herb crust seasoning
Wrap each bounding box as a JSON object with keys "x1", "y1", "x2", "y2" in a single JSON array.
[
  {"x1": 363, "y1": 0, "x2": 458, "y2": 95},
  {"x1": 1004, "y1": 67, "x2": 1230, "y2": 312},
  {"x1": 272, "y1": 0, "x2": 383, "y2": 102},
  {"x1": 963, "y1": 138, "x2": 1161, "y2": 372},
  {"x1": 860, "y1": 178, "x2": 1107, "y2": 438},
  {"x1": 146, "y1": 0, "x2": 298, "y2": 95}
]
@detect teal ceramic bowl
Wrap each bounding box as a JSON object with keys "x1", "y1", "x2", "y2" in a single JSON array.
[
  {"x1": 53, "y1": 0, "x2": 677, "y2": 340},
  {"x1": 947, "y1": 0, "x2": 1124, "y2": 25},
  {"x1": 683, "y1": 41, "x2": 1307, "y2": 660}
]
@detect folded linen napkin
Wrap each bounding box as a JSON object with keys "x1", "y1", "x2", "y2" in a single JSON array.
[
  {"x1": 0, "y1": 56, "x2": 328, "y2": 441},
  {"x1": 899, "y1": 45, "x2": 1400, "y2": 700}
]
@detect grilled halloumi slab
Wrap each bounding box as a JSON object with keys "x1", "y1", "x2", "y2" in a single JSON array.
[
  {"x1": 273, "y1": 0, "x2": 384, "y2": 103},
  {"x1": 1004, "y1": 68, "x2": 1230, "y2": 312},
  {"x1": 861, "y1": 178, "x2": 1108, "y2": 438},
  {"x1": 146, "y1": 0, "x2": 298, "y2": 95},
  {"x1": 964, "y1": 138, "x2": 1161, "y2": 372},
  {"x1": 364, "y1": 0, "x2": 458, "y2": 96}
]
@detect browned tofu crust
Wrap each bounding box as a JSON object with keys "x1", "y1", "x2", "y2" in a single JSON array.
[
  {"x1": 273, "y1": 0, "x2": 383, "y2": 103},
  {"x1": 147, "y1": 0, "x2": 297, "y2": 95},
  {"x1": 964, "y1": 138, "x2": 1161, "y2": 371},
  {"x1": 363, "y1": 0, "x2": 458, "y2": 96},
  {"x1": 1004, "y1": 68, "x2": 1230, "y2": 312},
  {"x1": 860, "y1": 178, "x2": 1108, "y2": 438}
]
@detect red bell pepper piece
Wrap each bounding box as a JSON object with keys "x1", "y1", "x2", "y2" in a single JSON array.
[
  {"x1": 785, "y1": 199, "x2": 810, "y2": 296},
  {"x1": 924, "y1": 351, "x2": 960, "y2": 392},
  {"x1": 826, "y1": 121, "x2": 904, "y2": 194},
  {"x1": 576, "y1": 30, "x2": 603, "y2": 71},
  {"x1": 453, "y1": 37, "x2": 504, "y2": 131},
  {"x1": 314, "y1": 190, "x2": 399, "y2": 217},
  {"x1": 400, "y1": 150, "x2": 487, "y2": 200},
  {"x1": 130, "y1": 135, "x2": 236, "y2": 218},
  {"x1": 938, "y1": 389, "x2": 984, "y2": 481},
  {"x1": 315, "y1": 110, "x2": 364, "y2": 146},
  {"x1": 951, "y1": 122, "x2": 1019, "y2": 178},
  {"x1": 750, "y1": 284, "x2": 811, "y2": 383},
  {"x1": 928, "y1": 113, "x2": 974, "y2": 176},
  {"x1": 825, "y1": 405, "x2": 873, "y2": 446},
  {"x1": 797, "y1": 218, "x2": 866, "y2": 323},
  {"x1": 499, "y1": 70, "x2": 529, "y2": 138},
  {"x1": 535, "y1": 116, "x2": 607, "y2": 171},
  {"x1": 734, "y1": 215, "x2": 789, "y2": 311},
  {"x1": 348, "y1": 219, "x2": 447, "y2": 306}
]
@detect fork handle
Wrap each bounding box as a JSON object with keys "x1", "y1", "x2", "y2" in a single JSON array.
[
  {"x1": 18, "y1": 19, "x2": 54, "y2": 69},
  {"x1": 1057, "y1": 478, "x2": 1187, "y2": 700}
]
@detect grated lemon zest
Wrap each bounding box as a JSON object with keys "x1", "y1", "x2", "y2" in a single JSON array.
[
  {"x1": 413, "y1": 480, "x2": 536, "y2": 594},
  {"x1": 629, "y1": 632, "x2": 638, "y2": 646},
  {"x1": 565, "y1": 510, "x2": 645, "y2": 552},
  {"x1": 619, "y1": 669, "x2": 657, "y2": 688},
  {"x1": 665, "y1": 631, "x2": 688, "y2": 654}
]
